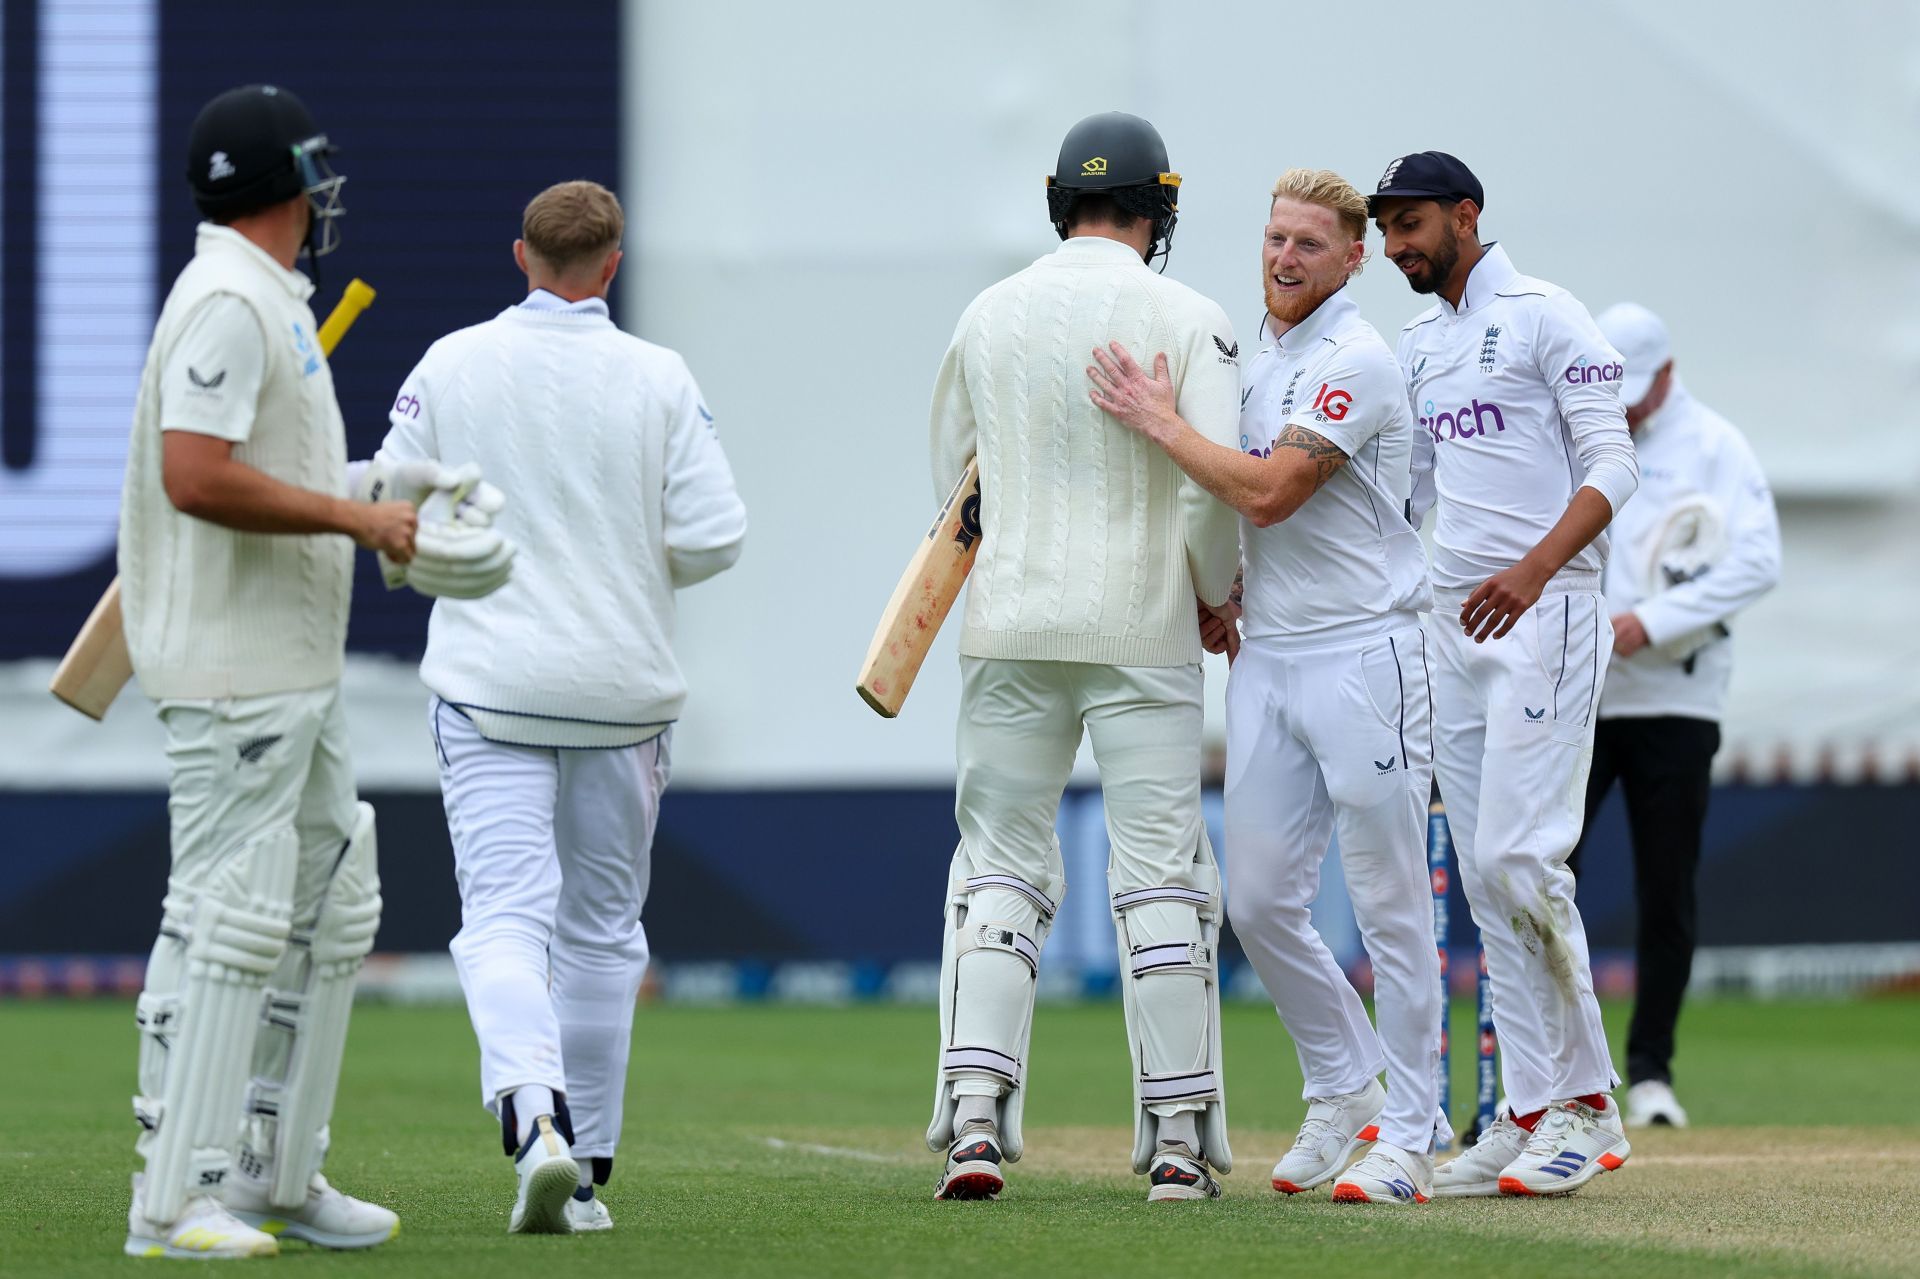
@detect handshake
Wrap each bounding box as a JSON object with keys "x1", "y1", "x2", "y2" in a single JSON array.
[{"x1": 348, "y1": 454, "x2": 517, "y2": 599}]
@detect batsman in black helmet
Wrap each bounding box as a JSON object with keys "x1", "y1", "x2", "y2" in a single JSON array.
[
  {"x1": 923, "y1": 112, "x2": 1244, "y2": 1202},
  {"x1": 119, "y1": 83, "x2": 421, "y2": 1258}
]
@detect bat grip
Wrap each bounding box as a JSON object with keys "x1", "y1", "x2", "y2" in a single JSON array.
[{"x1": 316, "y1": 278, "x2": 377, "y2": 356}]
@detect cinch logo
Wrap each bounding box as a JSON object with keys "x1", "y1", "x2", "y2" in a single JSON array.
[
  {"x1": 1081, "y1": 156, "x2": 1107, "y2": 176},
  {"x1": 1564, "y1": 356, "x2": 1624, "y2": 386},
  {"x1": 1312, "y1": 384, "x2": 1352, "y2": 421},
  {"x1": 1420, "y1": 398, "x2": 1507, "y2": 442},
  {"x1": 392, "y1": 393, "x2": 422, "y2": 419}
]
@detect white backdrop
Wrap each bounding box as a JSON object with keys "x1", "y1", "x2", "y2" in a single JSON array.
[{"x1": 624, "y1": 0, "x2": 1920, "y2": 787}]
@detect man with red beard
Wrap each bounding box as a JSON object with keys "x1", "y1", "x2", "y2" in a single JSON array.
[
  {"x1": 1090, "y1": 168, "x2": 1444, "y2": 1204},
  {"x1": 1371, "y1": 151, "x2": 1638, "y2": 1197}
]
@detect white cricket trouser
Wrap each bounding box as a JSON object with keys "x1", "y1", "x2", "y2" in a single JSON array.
[
  {"x1": 432, "y1": 699, "x2": 669, "y2": 1161},
  {"x1": 1428, "y1": 592, "x2": 1619, "y2": 1114},
  {"x1": 952, "y1": 657, "x2": 1213, "y2": 1113},
  {"x1": 1223, "y1": 628, "x2": 1444, "y2": 1153},
  {"x1": 139, "y1": 685, "x2": 358, "y2": 1171}
]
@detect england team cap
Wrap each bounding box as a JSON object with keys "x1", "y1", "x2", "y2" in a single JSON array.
[
  {"x1": 1367, "y1": 151, "x2": 1484, "y2": 216},
  {"x1": 1595, "y1": 302, "x2": 1672, "y2": 407}
]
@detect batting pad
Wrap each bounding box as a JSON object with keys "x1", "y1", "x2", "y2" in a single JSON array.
[
  {"x1": 244, "y1": 801, "x2": 382, "y2": 1208},
  {"x1": 926, "y1": 845, "x2": 1064, "y2": 1163},
  {"x1": 137, "y1": 825, "x2": 296, "y2": 1225},
  {"x1": 1113, "y1": 827, "x2": 1232, "y2": 1175}
]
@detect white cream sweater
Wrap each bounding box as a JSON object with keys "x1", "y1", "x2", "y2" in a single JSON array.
[
  {"x1": 381, "y1": 296, "x2": 746, "y2": 745},
  {"x1": 930, "y1": 236, "x2": 1241, "y2": 667}
]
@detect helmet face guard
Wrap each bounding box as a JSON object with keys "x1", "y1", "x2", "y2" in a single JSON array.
[{"x1": 291, "y1": 134, "x2": 346, "y2": 257}]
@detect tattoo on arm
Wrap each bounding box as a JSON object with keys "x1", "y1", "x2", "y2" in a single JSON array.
[{"x1": 1271, "y1": 424, "x2": 1350, "y2": 492}]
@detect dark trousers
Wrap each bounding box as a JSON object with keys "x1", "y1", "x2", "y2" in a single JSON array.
[{"x1": 1568, "y1": 715, "x2": 1721, "y2": 1087}]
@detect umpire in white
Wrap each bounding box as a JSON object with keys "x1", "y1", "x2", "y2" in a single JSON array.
[
  {"x1": 1570, "y1": 303, "x2": 1781, "y2": 1129},
  {"x1": 924, "y1": 113, "x2": 1242, "y2": 1203},
  {"x1": 379, "y1": 180, "x2": 746, "y2": 1234}
]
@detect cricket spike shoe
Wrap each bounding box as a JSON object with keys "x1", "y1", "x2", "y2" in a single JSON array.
[
  {"x1": 224, "y1": 1167, "x2": 399, "y2": 1249},
  {"x1": 1498, "y1": 1096, "x2": 1630, "y2": 1196},
  {"x1": 565, "y1": 1186, "x2": 613, "y2": 1232},
  {"x1": 1148, "y1": 1141, "x2": 1222, "y2": 1202},
  {"x1": 1270, "y1": 1077, "x2": 1385, "y2": 1194},
  {"x1": 1431, "y1": 1104, "x2": 1528, "y2": 1198},
  {"x1": 509, "y1": 1115, "x2": 581, "y2": 1234},
  {"x1": 125, "y1": 1173, "x2": 280, "y2": 1259},
  {"x1": 1332, "y1": 1142, "x2": 1432, "y2": 1204},
  {"x1": 935, "y1": 1120, "x2": 1006, "y2": 1201},
  {"x1": 1625, "y1": 1079, "x2": 1689, "y2": 1129}
]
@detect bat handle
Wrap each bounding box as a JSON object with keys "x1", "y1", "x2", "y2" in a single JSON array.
[{"x1": 316, "y1": 278, "x2": 377, "y2": 356}]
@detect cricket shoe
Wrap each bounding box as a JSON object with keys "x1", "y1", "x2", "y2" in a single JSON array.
[
  {"x1": 1626, "y1": 1080, "x2": 1689, "y2": 1129},
  {"x1": 125, "y1": 1173, "x2": 280, "y2": 1259},
  {"x1": 1270, "y1": 1077, "x2": 1385, "y2": 1193},
  {"x1": 935, "y1": 1120, "x2": 1006, "y2": 1201},
  {"x1": 1148, "y1": 1141, "x2": 1222, "y2": 1202},
  {"x1": 1431, "y1": 1104, "x2": 1528, "y2": 1198},
  {"x1": 510, "y1": 1115, "x2": 581, "y2": 1234},
  {"x1": 1498, "y1": 1096, "x2": 1631, "y2": 1196},
  {"x1": 225, "y1": 1166, "x2": 399, "y2": 1249},
  {"x1": 566, "y1": 1186, "x2": 613, "y2": 1231},
  {"x1": 1332, "y1": 1142, "x2": 1432, "y2": 1205}
]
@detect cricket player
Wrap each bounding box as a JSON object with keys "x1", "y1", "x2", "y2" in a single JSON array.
[
  {"x1": 1371, "y1": 152, "x2": 1639, "y2": 1196},
  {"x1": 121, "y1": 83, "x2": 506, "y2": 1258},
  {"x1": 1089, "y1": 169, "x2": 1445, "y2": 1204},
  {"x1": 925, "y1": 112, "x2": 1242, "y2": 1203},
  {"x1": 379, "y1": 180, "x2": 747, "y2": 1234},
  {"x1": 1570, "y1": 302, "x2": 1781, "y2": 1128}
]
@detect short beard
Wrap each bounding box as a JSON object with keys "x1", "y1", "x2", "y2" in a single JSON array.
[
  {"x1": 1405, "y1": 223, "x2": 1461, "y2": 296},
  {"x1": 1264, "y1": 277, "x2": 1341, "y2": 328}
]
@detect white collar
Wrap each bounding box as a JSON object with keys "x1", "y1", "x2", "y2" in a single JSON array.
[
  {"x1": 1051, "y1": 235, "x2": 1148, "y2": 265},
  {"x1": 1273, "y1": 287, "x2": 1358, "y2": 355},
  {"x1": 519, "y1": 288, "x2": 610, "y2": 316},
  {"x1": 1442, "y1": 241, "x2": 1517, "y2": 317},
  {"x1": 194, "y1": 223, "x2": 315, "y2": 301}
]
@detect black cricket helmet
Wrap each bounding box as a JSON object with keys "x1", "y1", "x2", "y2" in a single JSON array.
[
  {"x1": 187, "y1": 84, "x2": 346, "y2": 256},
  {"x1": 1045, "y1": 111, "x2": 1181, "y2": 265}
]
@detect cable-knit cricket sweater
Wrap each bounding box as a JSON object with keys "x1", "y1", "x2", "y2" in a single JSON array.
[
  {"x1": 380, "y1": 293, "x2": 747, "y2": 746},
  {"x1": 930, "y1": 236, "x2": 1242, "y2": 667}
]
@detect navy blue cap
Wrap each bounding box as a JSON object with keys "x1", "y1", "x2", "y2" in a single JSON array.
[{"x1": 1367, "y1": 151, "x2": 1483, "y2": 215}]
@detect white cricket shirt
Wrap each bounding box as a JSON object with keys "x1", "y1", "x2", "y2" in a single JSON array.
[
  {"x1": 381, "y1": 291, "x2": 747, "y2": 748},
  {"x1": 1238, "y1": 289, "x2": 1432, "y2": 647},
  {"x1": 1599, "y1": 379, "x2": 1780, "y2": 722},
  {"x1": 119, "y1": 223, "x2": 352, "y2": 699},
  {"x1": 930, "y1": 236, "x2": 1242, "y2": 667},
  {"x1": 1396, "y1": 243, "x2": 1638, "y2": 601}
]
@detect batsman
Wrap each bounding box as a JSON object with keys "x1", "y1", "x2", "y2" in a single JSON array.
[
  {"x1": 118, "y1": 84, "x2": 513, "y2": 1258},
  {"x1": 923, "y1": 112, "x2": 1242, "y2": 1202}
]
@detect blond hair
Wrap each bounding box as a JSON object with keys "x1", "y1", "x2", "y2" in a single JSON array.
[
  {"x1": 1270, "y1": 168, "x2": 1369, "y2": 274},
  {"x1": 521, "y1": 180, "x2": 624, "y2": 273}
]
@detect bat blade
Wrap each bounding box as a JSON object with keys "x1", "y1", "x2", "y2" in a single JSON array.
[
  {"x1": 49, "y1": 279, "x2": 377, "y2": 718},
  {"x1": 855, "y1": 459, "x2": 982, "y2": 718}
]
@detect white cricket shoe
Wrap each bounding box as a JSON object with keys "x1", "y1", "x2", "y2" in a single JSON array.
[
  {"x1": 1432, "y1": 1105, "x2": 1528, "y2": 1198},
  {"x1": 1626, "y1": 1080, "x2": 1689, "y2": 1129},
  {"x1": 224, "y1": 1168, "x2": 399, "y2": 1249},
  {"x1": 510, "y1": 1115, "x2": 581, "y2": 1234},
  {"x1": 1270, "y1": 1078, "x2": 1385, "y2": 1194},
  {"x1": 1147, "y1": 1141, "x2": 1222, "y2": 1202},
  {"x1": 1498, "y1": 1096, "x2": 1631, "y2": 1196},
  {"x1": 1332, "y1": 1142, "x2": 1433, "y2": 1205},
  {"x1": 934, "y1": 1120, "x2": 1006, "y2": 1201},
  {"x1": 125, "y1": 1173, "x2": 279, "y2": 1259},
  {"x1": 565, "y1": 1188, "x2": 613, "y2": 1231}
]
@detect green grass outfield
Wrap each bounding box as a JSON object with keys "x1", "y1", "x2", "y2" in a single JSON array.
[{"x1": 4, "y1": 997, "x2": 1917, "y2": 1277}]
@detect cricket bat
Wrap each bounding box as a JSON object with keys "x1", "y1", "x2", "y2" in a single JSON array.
[
  {"x1": 48, "y1": 279, "x2": 378, "y2": 720},
  {"x1": 855, "y1": 458, "x2": 982, "y2": 718}
]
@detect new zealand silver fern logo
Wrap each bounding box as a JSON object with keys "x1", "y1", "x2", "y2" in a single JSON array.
[{"x1": 236, "y1": 734, "x2": 282, "y2": 766}]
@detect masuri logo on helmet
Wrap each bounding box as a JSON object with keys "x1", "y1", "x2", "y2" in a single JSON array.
[{"x1": 1045, "y1": 112, "x2": 1182, "y2": 270}]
